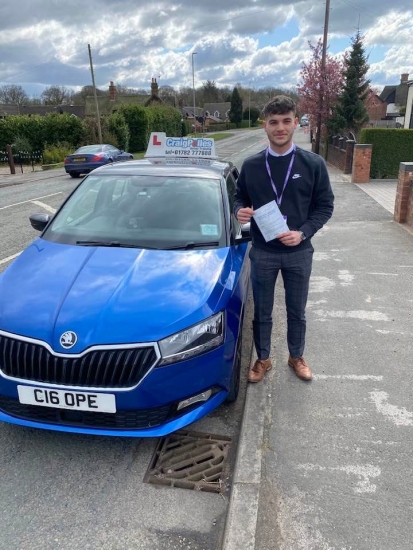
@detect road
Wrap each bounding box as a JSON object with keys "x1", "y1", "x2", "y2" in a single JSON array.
[{"x1": 0, "y1": 128, "x2": 269, "y2": 550}]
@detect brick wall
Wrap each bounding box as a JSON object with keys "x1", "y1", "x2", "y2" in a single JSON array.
[
  {"x1": 351, "y1": 144, "x2": 372, "y2": 183},
  {"x1": 394, "y1": 162, "x2": 413, "y2": 229}
]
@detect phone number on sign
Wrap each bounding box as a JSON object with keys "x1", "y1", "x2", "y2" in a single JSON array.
[{"x1": 166, "y1": 149, "x2": 212, "y2": 156}]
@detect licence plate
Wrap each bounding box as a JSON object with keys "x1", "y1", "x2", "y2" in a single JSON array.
[
  {"x1": 17, "y1": 385, "x2": 116, "y2": 413},
  {"x1": 73, "y1": 157, "x2": 86, "y2": 162}
]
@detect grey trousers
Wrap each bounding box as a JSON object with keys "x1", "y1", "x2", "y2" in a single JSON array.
[{"x1": 249, "y1": 245, "x2": 314, "y2": 359}]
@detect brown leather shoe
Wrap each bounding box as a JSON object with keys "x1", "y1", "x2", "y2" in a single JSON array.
[
  {"x1": 248, "y1": 359, "x2": 272, "y2": 383},
  {"x1": 288, "y1": 356, "x2": 312, "y2": 381}
]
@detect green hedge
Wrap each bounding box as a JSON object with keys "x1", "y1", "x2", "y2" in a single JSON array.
[
  {"x1": 0, "y1": 113, "x2": 85, "y2": 151},
  {"x1": 360, "y1": 128, "x2": 413, "y2": 178},
  {"x1": 147, "y1": 105, "x2": 182, "y2": 139},
  {"x1": 117, "y1": 105, "x2": 150, "y2": 153}
]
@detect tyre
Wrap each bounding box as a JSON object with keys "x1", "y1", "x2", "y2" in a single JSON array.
[
  {"x1": 69, "y1": 172, "x2": 81, "y2": 178},
  {"x1": 226, "y1": 331, "x2": 242, "y2": 403}
]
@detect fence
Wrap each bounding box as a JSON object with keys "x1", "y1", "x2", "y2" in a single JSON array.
[
  {"x1": 316, "y1": 134, "x2": 356, "y2": 174},
  {"x1": 0, "y1": 148, "x2": 43, "y2": 174}
]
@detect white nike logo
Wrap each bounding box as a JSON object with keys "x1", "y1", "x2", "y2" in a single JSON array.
[{"x1": 292, "y1": 174, "x2": 301, "y2": 179}]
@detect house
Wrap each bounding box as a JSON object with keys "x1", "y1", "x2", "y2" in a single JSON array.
[
  {"x1": 144, "y1": 78, "x2": 164, "y2": 107},
  {"x1": 365, "y1": 93, "x2": 387, "y2": 121},
  {"x1": 85, "y1": 81, "x2": 150, "y2": 116},
  {"x1": 379, "y1": 73, "x2": 410, "y2": 117},
  {"x1": 203, "y1": 102, "x2": 231, "y2": 122},
  {"x1": 404, "y1": 80, "x2": 413, "y2": 129}
]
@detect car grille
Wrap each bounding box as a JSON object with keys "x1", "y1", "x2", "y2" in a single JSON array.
[
  {"x1": 0, "y1": 334, "x2": 158, "y2": 389},
  {"x1": 0, "y1": 395, "x2": 172, "y2": 430}
]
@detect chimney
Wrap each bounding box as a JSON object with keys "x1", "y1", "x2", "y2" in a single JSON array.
[
  {"x1": 109, "y1": 81, "x2": 117, "y2": 101},
  {"x1": 151, "y1": 77, "x2": 159, "y2": 96},
  {"x1": 401, "y1": 73, "x2": 409, "y2": 84}
]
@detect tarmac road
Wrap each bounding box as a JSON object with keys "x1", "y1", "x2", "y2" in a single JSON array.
[{"x1": 0, "y1": 129, "x2": 266, "y2": 550}]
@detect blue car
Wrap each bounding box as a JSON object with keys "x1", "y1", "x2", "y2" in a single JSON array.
[
  {"x1": 64, "y1": 144, "x2": 133, "y2": 178},
  {"x1": 0, "y1": 139, "x2": 251, "y2": 437}
]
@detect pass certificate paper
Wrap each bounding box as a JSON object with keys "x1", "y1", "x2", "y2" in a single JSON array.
[{"x1": 253, "y1": 200, "x2": 289, "y2": 242}]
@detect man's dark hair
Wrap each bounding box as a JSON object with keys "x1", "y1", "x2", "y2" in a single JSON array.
[{"x1": 262, "y1": 95, "x2": 296, "y2": 118}]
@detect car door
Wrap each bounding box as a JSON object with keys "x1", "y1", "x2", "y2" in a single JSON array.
[{"x1": 225, "y1": 172, "x2": 250, "y2": 317}]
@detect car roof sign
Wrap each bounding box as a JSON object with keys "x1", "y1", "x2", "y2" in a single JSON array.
[{"x1": 145, "y1": 132, "x2": 218, "y2": 159}]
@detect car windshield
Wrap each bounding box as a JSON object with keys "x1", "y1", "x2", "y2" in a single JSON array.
[{"x1": 43, "y1": 173, "x2": 225, "y2": 249}]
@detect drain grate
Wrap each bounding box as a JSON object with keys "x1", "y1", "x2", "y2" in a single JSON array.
[{"x1": 144, "y1": 430, "x2": 232, "y2": 493}]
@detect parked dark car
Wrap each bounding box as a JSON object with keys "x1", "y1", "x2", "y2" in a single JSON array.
[{"x1": 64, "y1": 144, "x2": 133, "y2": 178}]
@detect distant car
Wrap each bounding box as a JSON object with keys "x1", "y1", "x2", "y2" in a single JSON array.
[
  {"x1": 300, "y1": 116, "x2": 309, "y2": 127},
  {"x1": 0, "y1": 133, "x2": 251, "y2": 437},
  {"x1": 64, "y1": 144, "x2": 133, "y2": 178}
]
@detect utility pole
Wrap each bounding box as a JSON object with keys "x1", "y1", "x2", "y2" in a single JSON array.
[
  {"x1": 192, "y1": 52, "x2": 197, "y2": 137},
  {"x1": 88, "y1": 44, "x2": 103, "y2": 145},
  {"x1": 314, "y1": 0, "x2": 330, "y2": 155}
]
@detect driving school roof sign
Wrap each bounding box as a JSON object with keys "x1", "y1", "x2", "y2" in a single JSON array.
[{"x1": 145, "y1": 132, "x2": 217, "y2": 159}]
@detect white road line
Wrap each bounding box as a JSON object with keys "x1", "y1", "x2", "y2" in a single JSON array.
[
  {"x1": 0, "y1": 252, "x2": 21, "y2": 265},
  {"x1": 31, "y1": 200, "x2": 56, "y2": 214},
  {"x1": 0, "y1": 192, "x2": 62, "y2": 211}
]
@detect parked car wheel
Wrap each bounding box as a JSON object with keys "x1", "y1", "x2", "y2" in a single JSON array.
[
  {"x1": 69, "y1": 172, "x2": 82, "y2": 178},
  {"x1": 226, "y1": 331, "x2": 243, "y2": 403}
]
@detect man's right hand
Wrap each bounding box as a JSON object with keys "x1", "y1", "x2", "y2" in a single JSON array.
[{"x1": 236, "y1": 207, "x2": 255, "y2": 224}]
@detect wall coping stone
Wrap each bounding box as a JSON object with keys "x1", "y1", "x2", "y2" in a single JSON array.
[
  {"x1": 354, "y1": 144, "x2": 372, "y2": 149},
  {"x1": 399, "y1": 162, "x2": 413, "y2": 172}
]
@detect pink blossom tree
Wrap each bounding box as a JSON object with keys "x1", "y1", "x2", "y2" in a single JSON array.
[{"x1": 297, "y1": 39, "x2": 344, "y2": 136}]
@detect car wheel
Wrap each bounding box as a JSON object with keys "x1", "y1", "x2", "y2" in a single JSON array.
[
  {"x1": 226, "y1": 330, "x2": 243, "y2": 403},
  {"x1": 69, "y1": 172, "x2": 81, "y2": 178}
]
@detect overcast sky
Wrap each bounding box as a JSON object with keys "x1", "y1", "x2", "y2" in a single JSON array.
[{"x1": 0, "y1": 0, "x2": 411, "y2": 97}]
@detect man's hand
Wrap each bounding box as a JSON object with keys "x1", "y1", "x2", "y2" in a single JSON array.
[
  {"x1": 236, "y1": 207, "x2": 255, "y2": 224},
  {"x1": 277, "y1": 230, "x2": 302, "y2": 246}
]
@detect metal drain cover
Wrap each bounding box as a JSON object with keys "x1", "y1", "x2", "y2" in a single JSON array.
[{"x1": 144, "y1": 430, "x2": 232, "y2": 493}]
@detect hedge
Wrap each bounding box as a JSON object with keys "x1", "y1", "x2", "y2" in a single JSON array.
[
  {"x1": 360, "y1": 128, "x2": 413, "y2": 178},
  {"x1": 0, "y1": 113, "x2": 85, "y2": 151}
]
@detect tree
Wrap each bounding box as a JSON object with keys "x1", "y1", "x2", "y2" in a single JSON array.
[
  {"x1": 243, "y1": 106, "x2": 260, "y2": 125},
  {"x1": 41, "y1": 85, "x2": 72, "y2": 105},
  {"x1": 229, "y1": 87, "x2": 243, "y2": 126},
  {"x1": 297, "y1": 39, "x2": 344, "y2": 135},
  {"x1": 328, "y1": 32, "x2": 370, "y2": 137},
  {"x1": 0, "y1": 84, "x2": 29, "y2": 105},
  {"x1": 201, "y1": 80, "x2": 220, "y2": 103}
]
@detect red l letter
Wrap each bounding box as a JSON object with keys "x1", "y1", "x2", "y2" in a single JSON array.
[{"x1": 153, "y1": 134, "x2": 161, "y2": 145}]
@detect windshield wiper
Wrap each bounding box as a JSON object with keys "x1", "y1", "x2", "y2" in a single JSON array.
[
  {"x1": 76, "y1": 240, "x2": 160, "y2": 249},
  {"x1": 165, "y1": 241, "x2": 220, "y2": 250}
]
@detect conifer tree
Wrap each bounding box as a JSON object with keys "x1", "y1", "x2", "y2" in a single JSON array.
[
  {"x1": 229, "y1": 87, "x2": 243, "y2": 127},
  {"x1": 329, "y1": 32, "x2": 370, "y2": 136}
]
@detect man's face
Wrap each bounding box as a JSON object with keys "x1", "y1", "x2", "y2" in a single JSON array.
[{"x1": 264, "y1": 111, "x2": 298, "y2": 150}]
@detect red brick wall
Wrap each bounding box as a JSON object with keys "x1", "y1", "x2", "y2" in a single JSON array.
[{"x1": 351, "y1": 144, "x2": 372, "y2": 183}]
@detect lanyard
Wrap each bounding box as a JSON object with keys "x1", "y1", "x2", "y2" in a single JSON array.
[{"x1": 265, "y1": 146, "x2": 296, "y2": 206}]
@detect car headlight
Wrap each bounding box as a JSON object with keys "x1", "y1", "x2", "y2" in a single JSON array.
[{"x1": 158, "y1": 312, "x2": 224, "y2": 366}]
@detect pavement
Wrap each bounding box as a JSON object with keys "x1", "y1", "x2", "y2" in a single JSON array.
[{"x1": 223, "y1": 134, "x2": 413, "y2": 549}]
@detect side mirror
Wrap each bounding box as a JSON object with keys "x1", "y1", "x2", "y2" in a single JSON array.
[{"x1": 30, "y1": 213, "x2": 51, "y2": 232}]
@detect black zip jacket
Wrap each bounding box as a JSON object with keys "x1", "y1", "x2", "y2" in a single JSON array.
[{"x1": 234, "y1": 146, "x2": 334, "y2": 253}]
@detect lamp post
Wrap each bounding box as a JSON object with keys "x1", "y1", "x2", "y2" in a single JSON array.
[{"x1": 192, "y1": 52, "x2": 197, "y2": 136}]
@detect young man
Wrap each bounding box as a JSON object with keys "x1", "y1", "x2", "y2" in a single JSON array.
[{"x1": 234, "y1": 95, "x2": 334, "y2": 382}]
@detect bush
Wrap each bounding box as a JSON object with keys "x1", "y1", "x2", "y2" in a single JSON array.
[
  {"x1": 147, "y1": 105, "x2": 183, "y2": 138},
  {"x1": 43, "y1": 113, "x2": 85, "y2": 148},
  {"x1": 206, "y1": 122, "x2": 236, "y2": 132},
  {"x1": 243, "y1": 106, "x2": 260, "y2": 124},
  {"x1": 117, "y1": 105, "x2": 150, "y2": 152},
  {"x1": 360, "y1": 128, "x2": 413, "y2": 178},
  {"x1": 43, "y1": 142, "x2": 73, "y2": 164},
  {"x1": 81, "y1": 117, "x2": 118, "y2": 146},
  {"x1": 108, "y1": 112, "x2": 130, "y2": 151}
]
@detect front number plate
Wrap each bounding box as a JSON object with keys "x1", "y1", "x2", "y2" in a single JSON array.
[{"x1": 17, "y1": 385, "x2": 116, "y2": 413}]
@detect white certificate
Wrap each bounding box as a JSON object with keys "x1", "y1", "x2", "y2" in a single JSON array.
[{"x1": 253, "y1": 200, "x2": 289, "y2": 242}]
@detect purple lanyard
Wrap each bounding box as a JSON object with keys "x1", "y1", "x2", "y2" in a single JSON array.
[{"x1": 265, "y1": 146, "x2": 296, "y2": 206}]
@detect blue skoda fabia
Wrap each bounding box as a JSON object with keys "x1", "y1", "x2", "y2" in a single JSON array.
[{"x1": 0, "y1": 138, "x2": 251, "y2": 437}]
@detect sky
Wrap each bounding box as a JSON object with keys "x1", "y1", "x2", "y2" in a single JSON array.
[{"x1": 0, "y1": 0, "x2": 412, "y2": 97}]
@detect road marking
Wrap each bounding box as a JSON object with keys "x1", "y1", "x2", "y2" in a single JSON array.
[
  {"x1": 0, "y1": 192, "x2": 62, "y2": 211},
  {"x1": 0, "y1": 252, "x2": 21, "y2": 265},
  {"x1": 313, "y1": 374, "x2": 383, "y2": 381},
  {"x1": 31, "y1": 200, "x2": 56, "y2": 214}
]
